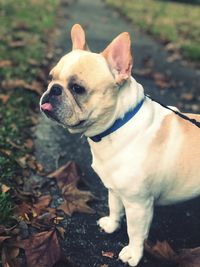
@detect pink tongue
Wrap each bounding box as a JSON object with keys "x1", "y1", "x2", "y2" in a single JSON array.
[{"x1": 41, "y1": 103, "x2": 53, "y2": 112}]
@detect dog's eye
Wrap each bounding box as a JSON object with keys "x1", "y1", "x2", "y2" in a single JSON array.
[{"x1": 70, "y1": 83, "x2": 86, "y2": 94}]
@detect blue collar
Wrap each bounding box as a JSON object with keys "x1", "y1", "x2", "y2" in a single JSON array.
[{"x1": 90, "y1": 97, "x2": 145, "y2": 142}]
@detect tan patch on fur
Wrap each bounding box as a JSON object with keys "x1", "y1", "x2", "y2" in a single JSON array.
[
  {"x1": 183, "y1": 113, "x2": 200, "y2": 122},
  {"x1": 147, "y1": 112, "x2": 200, "y2": 202}
]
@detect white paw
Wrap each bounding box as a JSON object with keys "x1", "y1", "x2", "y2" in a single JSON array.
[
  {"x1": 119, "y1": 245, "x2": 142, "y2": 266},
  {"x1": 97, "y1": 216, "x2": 120, "y2": 234}
]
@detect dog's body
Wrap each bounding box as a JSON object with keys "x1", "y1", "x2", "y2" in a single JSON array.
[{"x1": 40, "y1": 24, "x2": 200, "y2": 266}]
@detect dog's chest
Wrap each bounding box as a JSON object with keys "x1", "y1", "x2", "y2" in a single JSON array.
[{"x1": 89, "y1": 134, "x2": 150, "y2": 192}]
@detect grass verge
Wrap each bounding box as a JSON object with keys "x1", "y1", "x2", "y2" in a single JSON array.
[
  {"x1": 0, "y1": 0, "x2": 59, "y2": 224},
  {"x1": 106, "y1": 0, "x2": 200, "y2": 62}
]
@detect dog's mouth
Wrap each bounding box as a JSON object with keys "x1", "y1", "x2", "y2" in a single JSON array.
[
  {"x1": 41, "y1": 102, "x2": 90, "y2": 128},
  {"x1": 67, "y1": 120, "x2": 86, "y2": 128},
  {"x1": 40, "y1": 102, "x2": 61, "y2": 123}
]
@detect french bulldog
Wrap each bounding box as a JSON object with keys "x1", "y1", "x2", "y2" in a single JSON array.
[{"x1": 40, "y1": 24, "x2": 200, "y2": 266}]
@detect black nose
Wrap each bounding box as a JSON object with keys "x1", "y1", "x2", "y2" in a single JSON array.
[{"x1": 50, "y1": 84, "x2": 62, "y2": 96}]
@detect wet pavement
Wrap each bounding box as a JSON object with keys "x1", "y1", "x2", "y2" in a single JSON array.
[{"x1": 35, "y1": 0, "x2": 200, "y2": 266}]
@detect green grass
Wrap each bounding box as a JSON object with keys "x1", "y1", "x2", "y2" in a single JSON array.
[
  {"x1": 106, "y1": 0, "x2": 200, "y2": 61},
  {"x1": 0, "y1": 192, "x2": 13, "y2": 225},
  {"x1": 0, "y1": 0, "x2": 59, "y2": 225}
]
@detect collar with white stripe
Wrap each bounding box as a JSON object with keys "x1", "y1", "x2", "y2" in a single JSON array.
[{"x1": 90, "y1": 97, "x2": 145, "y2": 142}]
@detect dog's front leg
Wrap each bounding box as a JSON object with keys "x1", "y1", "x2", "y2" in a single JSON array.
[
  {"x1": 98, "y1": 189, "x2": 124, "y2": 233},
  {"x1": 119, "y1": 197, "x2": 154, "y2": 266}
]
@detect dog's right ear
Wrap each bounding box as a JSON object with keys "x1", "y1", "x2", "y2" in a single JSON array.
[
  {"x1": 71, "y1": 24, "x2": 89, "y2": 51},
  {"x1": 102, "y1": 32, "x2": 133, "y2": 85}
]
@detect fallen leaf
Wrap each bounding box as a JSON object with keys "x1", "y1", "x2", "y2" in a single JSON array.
[
  {"x1": 14, "y1": 195, "x2": 53, "y2": 223},
  {"x1": 134, "y1": 68, "x2": 153, "y2": 78},
  {"x1": 7, "y1": 140, "x2": 22, "y2": 150},
  {"x1": 144, "y1": 240, "x2": 176, "y2": 262},
  {"x1": 102, "y1": 251, "x2": 114, "y2": 258},
  {"x1": 167, "y1": 53, "x2": 181, "y2": 63},
  {"x1": 1, "y1": 247, "x2": 20, "y2": 267},
  {"x1": 14, "y1": 189, "x2": 36, "y2": 203},
  {"x1": 0, "y1": 60, "x2": 12, "y2": 68},
  {"x1": 48, "y1": 161, "x2": 94, "y2": 216},
  {"x1": 0, "y1": 94, "x2": 10, "y2": 104},
  {"x1": 58, "y1": 183, "x2": 94, "y2": 216},
  {"x1": 0, "y1": 149, "x2": 12, "y2": 157},
  {"x1": 22, "y1": 229, "x2": 62, "y2": 267},
  {"x1": 153, "y1": 72, "x2": 171, "y2": 89},
  {"x1": 1, "y1": 184, "x2": 10, "y2": 193},
  {"x1": 179, "y1": 247, "x2": 200, "y2": 267},
  {"x1": 33, "y1": 195, "x2": 52, "y2": 215},
  {"x1": 181, "y1": 93, "x2": 195, "y2": 101},
  {"x1": 2, "y1": 79, "x2": 43, "y2": 95},
  {"x1": 24, "y1": 139, "x2": 34, "y2": 149},
  {"x1": 16, "y1": 156, "x2": 27, "y2": 168},
  {"x1": 0, "y1": 236, "x2": 10, "y2": 244},
  {"x1": 145, "y1": 240, "x2": 200, "y2": 267},
  {"x1": 191, "y1": 104, "x2": 199, "y2": 113},
  {"x1": 47, "y1": 161, "x2": 80, "y2": 188},
  {"x1": 56, "y1": 226, "x2": 66, "y2": 239},
  {"x1": 13, "y1": 202, "x2": 33, "y2": 221}
]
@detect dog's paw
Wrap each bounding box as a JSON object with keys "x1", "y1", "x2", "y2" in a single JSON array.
[
  {"x1": 119, "y1": 245, "x2": 142, "y2": 266},
  {"x1": 97, "y1": 216, "x2": 120, "y2": 234}
]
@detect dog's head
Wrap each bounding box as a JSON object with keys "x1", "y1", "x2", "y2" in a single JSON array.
[{"x1": 40, "y1": 24, "x2": 133, "y2": 136}]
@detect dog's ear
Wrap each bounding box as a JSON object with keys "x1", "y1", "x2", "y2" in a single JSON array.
[
  {"x1": 102, "y1": 32, "x2": 133, "y2": 84},
  {"x1": 71, "y1": 24, "x2": 89, "y2": 51}
]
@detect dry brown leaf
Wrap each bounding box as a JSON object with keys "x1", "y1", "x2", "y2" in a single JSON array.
[
  {"x1": 58, "y1": 187, "x2": 94, "y2": 216},
  {"x1": 178, "y1": 247, "x2": 200, "y2": 267},
  {"x1": 16, "y1": 156, "x2": 27, "y2": 168},
  {"x1": 134, "y1": 68, "x2": 153, "y2": 78},
  {"x1": 0, "y1": 236, "x2": 10, "y2": 244},
  {"x1": 0, "y1": 94, "x2": 10, "y2": 104},
  {"x1": 181, "y1": 93, "x2": 195, "y2": 102},
  {"x1": 0, "y1": 60, "x2": 12, "y2": 68},
  {"x1": 33, "y1": 195, "x2": 52, "y2": 215},
  {"x1": 22, "y1": 229, "x2": 62, "y2": 267},
  {"x1": 56, "y1": 226, "x2": 66, "y2": 239},
  {"x1": 1, "y1": 247, "x2": 20, "y2": 267},
  {"x1": 1, "y1": 184, "x2": 10, "y2": 193},
  {"x1": 144, "y1": 240, "x2": 176, "y2": 262},
  {"x1": 48, "y1": 161, "x2": 94, "y2": 215},
  {"x1": 14, "y1": 195, "x2": 53, "y2": 222},
  {"x1": 153, "y1": 72, "x2": 171, "y2": 89},
  {"x1": 24, "y1": 139, "x2": 34, "y2": 149},
  {"x1": 0, "y1": 149, "x2": 12, "y2": 157},
  {"x1": 145, "y1": 240, "x2": 200, "y2": 267},
  {"x1": 7, "y1": 140, "x2": 22, "y2": 150},
  {"x1": 2, "y1": 79, "x2": 43, "y2": 95},
  {"x1": 48, "y1": 161, "x2": 80, "y2": 187},
  {"x1": 13, "y1": 202, "x2": 33, "y2": 220},
  {"x1": 102, "y1": 251, "x2": 114, "y2": 258}
]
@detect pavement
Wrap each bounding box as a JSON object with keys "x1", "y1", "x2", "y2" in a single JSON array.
[{"x1": 35, "y1": 0, "x2": 200, "y2": 266}]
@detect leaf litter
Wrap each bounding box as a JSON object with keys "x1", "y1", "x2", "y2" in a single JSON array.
[
  {"x1": 145, "y1": 240, "x2": 200, "y2": 267},
  {"x1": 0, "y1": 160, "x2": 94, "y2": 266}
]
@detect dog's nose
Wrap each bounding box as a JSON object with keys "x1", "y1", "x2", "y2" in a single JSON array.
[{"x1": 49, "y1": 84, "x2": 62, "y2": 96}]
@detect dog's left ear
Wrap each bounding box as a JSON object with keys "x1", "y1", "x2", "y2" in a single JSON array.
[
  {"x1": 102, "y1": 32, "x2": 133, "y2": 84},
  {"x1": 71, "y1": 24, "x2": 89, "y2": 51}
]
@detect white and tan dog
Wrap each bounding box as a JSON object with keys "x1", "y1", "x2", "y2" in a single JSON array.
[{"x1": 40, "y1": 24, "x2": 200, "y2": 266}]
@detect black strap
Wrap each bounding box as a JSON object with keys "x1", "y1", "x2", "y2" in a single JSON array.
[{"x1": 146, "y1": 95, "x2": 200, "y2": 128}]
